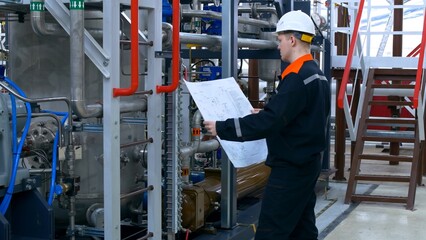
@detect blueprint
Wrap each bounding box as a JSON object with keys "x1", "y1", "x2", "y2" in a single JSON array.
[{"x1": 185, "y1": 77, "x2": 267, "y2": 168}]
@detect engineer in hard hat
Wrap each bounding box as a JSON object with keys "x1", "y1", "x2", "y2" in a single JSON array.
[{"x1": 204, "y1": 10, "x2": 330, "y2": 240}]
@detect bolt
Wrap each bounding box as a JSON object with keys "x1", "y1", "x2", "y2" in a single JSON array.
[{"x1": 103, "y1": 60, "x2": 109, "y2": 66}]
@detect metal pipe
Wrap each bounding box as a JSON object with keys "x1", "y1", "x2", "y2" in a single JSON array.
[
  {"x1": 69, "y1": 9, "x2": 147, "y2": 118},
  {"x1": 179, "y1": 139, "x2": 220, "y2": 160},
  {"x1": 113, "y1": 0, "x2": 139, "y2": 97},
  {"x1": 70, "y1": 4, "x2": 101, "y2": 118},
  {"x1": 0, "y1": 81, "x2": 73, "y2": 146},
  {"x1": 18, "y1": 112, "x2": 63, "y2": 147},
  {"x1": 191, "y1": 110, "x2": 202, "y2": 147},
  {"x1": 120, "y1": 185, "x2": 153, "y2": 199},
  {"x1": 30, "y1": 0, "x2": 66, "y2": 36},
  {"x1": 237, "y1": 6, "x2": 278, "y2": 16},
  {"x1": 182, "y1": 9, "x2": 276, "y2": 28},
  {"x1": 136, "y1": 232, "x2": 153, "y2": 240},
  {"x1": 157, "y1": 0, "x2": 180, "y2": 93},
  {"x1": 180, "y1": 32, "x2": 277, "y2": 49}
]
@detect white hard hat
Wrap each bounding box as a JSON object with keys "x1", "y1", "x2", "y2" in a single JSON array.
[{"x1": 275, "y1": 10, "x2": 315, "y2": 36}]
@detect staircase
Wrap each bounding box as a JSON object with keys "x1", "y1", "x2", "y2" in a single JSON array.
[
  {"x1": 331, "y1": 0, "x2": 426, "y2": 209},
  {"x1": 344, "y1": 69, "x2": 422, "y2": 210}
]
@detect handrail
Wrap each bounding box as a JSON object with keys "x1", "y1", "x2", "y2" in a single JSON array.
[
  {"x1": 113, "y1": 0, "x2": 139, "y2": 97},
  {"x1": 407, "y1": 44, "x2": 421, "y2": 57},
  {"x1": 337, "y1": 0, "x2": 365, "y2": 109},
  {"x1": 413, "y1": 9, "x2": 426, "y2": 108},
  {"x1": 156, "y1": 0, "x2": 180, "y2": 93}
]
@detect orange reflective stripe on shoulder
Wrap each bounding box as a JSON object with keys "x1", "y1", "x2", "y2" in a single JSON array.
[{"x1": 281, "y1": 54, "x2": 314, "y2": 80}]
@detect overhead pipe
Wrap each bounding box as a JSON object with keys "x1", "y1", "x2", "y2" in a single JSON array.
[
  {"x1": 30, "y1": 0, "x2": 66, "y2": 36},
  {"x1": 30, "y1": 0, "x2": 103, "y2": 38},
  {"x1": 237, "y1": 6, "x2": 278, "y2": 16},
  {"x1": 179, "y1": 32, "x2": 277, "y2": 49},
  {"x1": 181, "y1": 9, "x2": 276, "y2": 28},
  {"x1": 113, "y1": 0, "x2": 139, "y2": 97},
  {"x1": 157, "y1": 0, "x2": 180, "y2": 93}
]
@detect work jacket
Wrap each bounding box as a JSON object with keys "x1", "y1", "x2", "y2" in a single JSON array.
[{"x1": 216, "y1": 54, "x2": 331, "y2": 167}]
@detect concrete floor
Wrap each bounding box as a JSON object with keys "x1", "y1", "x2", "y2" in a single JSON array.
[{"x1": 319, "y1": 143, "x2": 426, "y2": 240}]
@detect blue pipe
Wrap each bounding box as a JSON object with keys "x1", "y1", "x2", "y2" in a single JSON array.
[
  {"x1": 42, "y1": 110, "x2": 68, "y2": 205},
  {"x1": 0, "y1": 77, "x2": 32, "y2": 214}
]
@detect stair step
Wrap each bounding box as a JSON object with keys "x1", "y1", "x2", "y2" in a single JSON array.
[
  {"x1": 366, "y1": 117, "x2": 416, "y2": 127},
  {"x1": 354, "y1": 174, "x2": 411, "y2": 182},
  {"x1": 362, "y1": 129, "x2": 415, "y2": 142},
  {"x1": 351, "y1": 194, "x2": 408, "y2": 204},
  {"x1": 373, "y1": 69, "x2": 417, "y2": 81},
  {"x1": 369, "y1": 100, "x2": 413, "y2": 106},
  {"x1": 363, "y1": 136, "x2": 415, "y2": 143},
  {"x1": 371, "y1": 84, "x2": 414, "y2": 89},
  {"x1": 359, "y1": 154, "x2": 413, "y2": 162}
]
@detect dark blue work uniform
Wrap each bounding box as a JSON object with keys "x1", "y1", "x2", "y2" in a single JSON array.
[{"x1": 215, "y1": 54, "x2": 330, "y2": 240}]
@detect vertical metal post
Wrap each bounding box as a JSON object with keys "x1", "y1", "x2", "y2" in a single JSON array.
[
  {"x1": 221, "y1": 0, "x2": 237, "y2": 229},
  {"x1": 103, "y1": 1, "x2": 121, "y2": 239},
  {"x1": 146, "y1": 1, "x2": 163, "y2": 239}
]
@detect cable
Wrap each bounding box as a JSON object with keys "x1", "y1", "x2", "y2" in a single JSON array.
[
  {"x1": 0, "y1": 76, "x2": 32, "y2": 214},
  {"x1": 190, "y1": 59, "x2": 216, "y2": 69},
  {"x1": 41, "y1": 110, "x2": 68, "y2": 205}
]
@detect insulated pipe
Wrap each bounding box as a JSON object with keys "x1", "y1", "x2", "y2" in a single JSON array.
[
  {"x1": 30, "y1": 0, "x2": 66, "y2": 36},
  {"x1": 179, "y1": 139, "x2": 220, "y2": 160},
  {"x1": 69, "y1": 2, "x2": 146, "y2": 118},
  {"x1": 181, "y1": 110, "x2": 202, "y2": 183},
  {"x1": 181, "y1": 9, "x2": 276, "y2": 28},
  {"x1": 157, "y1": 0, "x2": 180, "y2": 93},
  {"x1": 70, "y1": 0, "x2": 101, "y2": 118},
  {"x1": 69, "y1": 1, "x2": 85, "y2": 238},
  {"x1": 179, "y1": 32, "x2": 277, "y2": 49},
  {"x1": 237, "y1": 6, "x2": 278, "y2": 16},
  {"x1": 179, "y1": 110, "x2": 220, "y2": 161},
  {"x1": 113, "y1": 0, "x2": 139, "y2": 97}
]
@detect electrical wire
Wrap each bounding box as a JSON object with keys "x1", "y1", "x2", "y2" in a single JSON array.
[
  {"x1": 0, "y1": 76, "x2": 32, "y2": 214},
  {"x1": 190, "y1": 59, "x2": 216, "y2": 69}
]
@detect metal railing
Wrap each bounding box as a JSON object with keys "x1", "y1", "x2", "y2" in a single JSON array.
[{"x1": 331, "y1": 0, "x2": 426, "y2": 140}]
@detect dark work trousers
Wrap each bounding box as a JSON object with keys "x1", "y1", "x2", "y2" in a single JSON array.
[{"x1": 255, "y1": 158, "x2": 321, "y2": 240}]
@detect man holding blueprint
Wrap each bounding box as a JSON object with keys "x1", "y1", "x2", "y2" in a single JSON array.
[{"x1": 204, "y1": 11, "x2": 330, "y2": 240}]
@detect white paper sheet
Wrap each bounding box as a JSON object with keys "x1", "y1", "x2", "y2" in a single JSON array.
[{"x1": 185, "y1": 77, "x2": 267, "y2": 168}]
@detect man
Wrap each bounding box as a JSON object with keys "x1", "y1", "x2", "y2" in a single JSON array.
[{"x1": 203, "y1": 10, "x2": 330, "y2": 240}]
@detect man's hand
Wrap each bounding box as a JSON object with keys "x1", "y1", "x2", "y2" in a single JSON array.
[
  {"x1": 203, "y1": 120, "x2": 217, "y2": 136},
  {"x1": 251, "y1": 108, "x2": 262, "y2": 114}
]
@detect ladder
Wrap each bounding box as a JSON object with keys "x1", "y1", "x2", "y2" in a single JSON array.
[{"x1": 344, "y1": 69, "x2": 422, "y2": 210}]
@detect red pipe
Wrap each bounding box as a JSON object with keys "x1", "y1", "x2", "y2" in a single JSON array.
[
  {"x1": 337, "y1": 0, "x2": 365, "y2": 109},
  {"x1": 413, "y1": 9, "x2": 426, "y2": 108},
  {"x1": 113, "y1": 0, "x2": 139, "y2": 97},
  {"x1": 157, "y1": 0, "x2": 180, "y2": 93}
]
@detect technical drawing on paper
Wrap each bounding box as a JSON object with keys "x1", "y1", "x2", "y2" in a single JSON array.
[{"x1": 185, "y1": 77, "x2": 267, "y2": 167}]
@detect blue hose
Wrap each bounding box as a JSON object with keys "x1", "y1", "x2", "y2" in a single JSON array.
[
  {"x1": 42, "y1": 110, "x2": 68, "y2": 205},
  {"x1": 0, "y1": 77, "x2": 32, "y2": 214}
]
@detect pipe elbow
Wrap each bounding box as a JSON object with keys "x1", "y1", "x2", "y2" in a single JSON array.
[{"x1": 71, "y1": 100, "x2": 102, "y2": 118}]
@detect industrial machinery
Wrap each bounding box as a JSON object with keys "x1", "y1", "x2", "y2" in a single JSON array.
[{"x1": 0, "y1": 0, "x2": 327, "y2": 239}]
